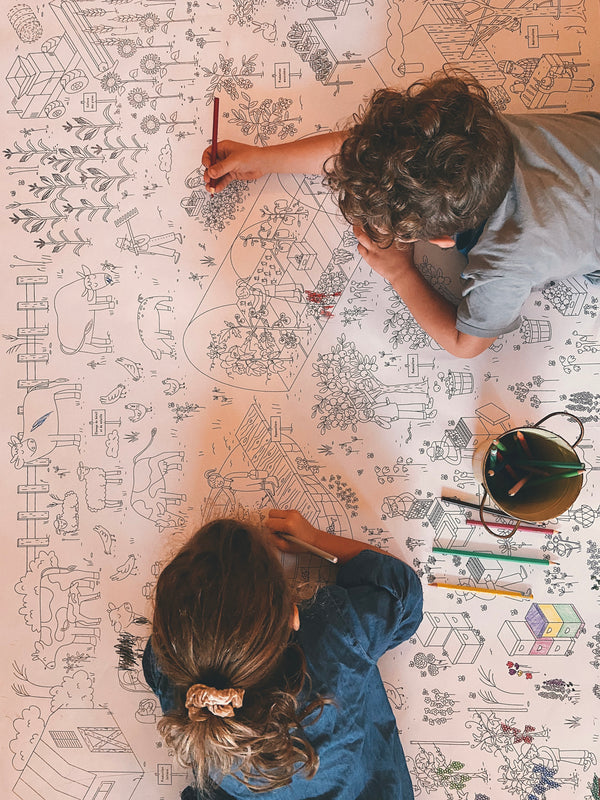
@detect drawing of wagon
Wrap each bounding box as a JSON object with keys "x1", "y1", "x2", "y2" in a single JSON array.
[{"x1": 6, "y1": 0, "x2": 114, "y2": 119}]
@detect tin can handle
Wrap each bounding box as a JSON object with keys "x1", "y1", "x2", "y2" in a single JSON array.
[
  {"x1": 533, "y1": 411, "x2": 584, "y2": 447},
  {"x1": 479, "y1": 490, "x2": 521, "y2": 539}
]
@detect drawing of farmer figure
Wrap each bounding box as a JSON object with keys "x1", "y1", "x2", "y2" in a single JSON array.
[
  {"x1": 205, "y1": 469, "x2": 279, "y2": 506},
  {"x1": 361, "y1": 394, "x2": 436, "y2": 428},
  {"x1": 116, "y1": 232, "x2": 183, "y2": 262}
]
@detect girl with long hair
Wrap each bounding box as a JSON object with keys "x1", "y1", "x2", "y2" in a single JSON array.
[{"x1": 143, "y1": 508, "x2": 423, "y2": 798}]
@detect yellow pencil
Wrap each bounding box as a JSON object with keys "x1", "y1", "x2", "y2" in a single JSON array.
[{"x1": 429, "y1": 581, "x2": 533, "y2": 599}]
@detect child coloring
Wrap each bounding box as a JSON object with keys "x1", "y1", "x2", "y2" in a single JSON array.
[
  {"x1": 143, "y1": 508, "x2": 423, "y2": 798},
  {"x1": 202, "y1": 68, "x2": 599, "y2": 359}
]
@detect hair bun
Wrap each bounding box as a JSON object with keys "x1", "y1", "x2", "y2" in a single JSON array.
[{"x1": 185, "y1": 683, "x2": 245, "y2": 720}]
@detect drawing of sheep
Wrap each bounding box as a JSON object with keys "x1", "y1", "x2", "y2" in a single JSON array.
[
  {"x1": 77, "y1": 462, "x2": 123, "y2": 512},
  {"x1": 49, "y1": 491, "x2": 79, "y2": 535},
  {"x1": 137, "y1": 295, "x2": 176, "y2": 360}
]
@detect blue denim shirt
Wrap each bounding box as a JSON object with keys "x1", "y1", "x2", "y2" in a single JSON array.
[{"x1": 143, "y1": 550, "x2": 423, "y2": 800}]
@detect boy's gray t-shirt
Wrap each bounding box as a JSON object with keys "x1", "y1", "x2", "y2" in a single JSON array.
[{"x1": 455, "y1": 113, "x2": 600, "y2": 338}]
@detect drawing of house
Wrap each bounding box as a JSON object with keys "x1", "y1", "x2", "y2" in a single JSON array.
[{"x1": 13, "y1": 708, "x2": 143, "y2": 800}]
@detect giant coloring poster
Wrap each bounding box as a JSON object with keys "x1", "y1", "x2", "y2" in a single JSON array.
[{"x1": 2, "y1": 1, "x2": 600, "y2": 799}]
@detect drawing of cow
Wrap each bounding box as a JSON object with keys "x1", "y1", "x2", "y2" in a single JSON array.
[
  {"x1": 9, "y1": 380, "x2": 81, "y2": 469},
  {"x1": 137, "y1": 295, "x2": 176, "y2": 359},
  {"x1": 54, "y1": 264, "x2": 118, "y2": 355},
  {"x1": 34, "y1": 565, "x2": 101, "y2": 669},
  {"x1": 131, "y1": 427, "x2": 186, "y2": 531},
  {"x1": 77, "y1": 462, "x2": 123, "y2": 511}
]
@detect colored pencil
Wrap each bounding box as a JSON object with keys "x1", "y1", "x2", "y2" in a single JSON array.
[
  {"x1": 429, "y1": 581, "x2": 533, "y2": 599},
  {"x1": 440, "y1": 495, "x2": 514, "y2": 519},
  {"x1": 510, "y1": 458, "x2": 585, "y2": 470},
  {"x1": 277, "y1": 533, "x2": 338, "y2": 564},
  {"x1": 504, "y1": 463, "x2": 519, "y2": 480},
  {"x1": 492, "y1": 438, "x2": 508, "y2": 453},
  {"x1": 512, "y1": 461, "x2": 550, "y2": 476},
  {"x1": 208, "y1": 96, "x2": 220, "y2": 194},
  {"x1": 515, "y1": 431, "x2": 533, "y2": 458},
  {"x1": 466, "y1": 519, "x2": 557, "y2": 534},
  {"x1": 432, "y1": 546, "x2": 553, "y2": 566},
  {"x1": 508, "y1": 474, "x2": 531, "y2": 496},
  {"x1": 529, "y1": 470, "x2": 585, "y2": 485}
]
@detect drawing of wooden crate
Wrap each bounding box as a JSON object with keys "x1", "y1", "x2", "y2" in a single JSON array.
[
  {"x1": 443, "y1": 627, "x2": 483, "y2": 664},
  {"x1": 525, "y1": 603, "x2": 584, "y2": 639},
  {"x1": 542, "y1": 277, "x2": 587, "y2": 316},
  {"x1": 499, "y1": 619, "x2": 576, "y2": 656},
  {"x1": 520, "y1": 319, "x2": 552, "y2": 343}
]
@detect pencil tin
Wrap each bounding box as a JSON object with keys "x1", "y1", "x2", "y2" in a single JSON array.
[{"x1": 472, "y1": 411, "x2": 584, "y2": 538}]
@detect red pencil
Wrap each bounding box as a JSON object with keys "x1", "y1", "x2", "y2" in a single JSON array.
[
  {"x1": 209, "y1": 96, "x2": 220, "y2": 193},
  {"x1": 466, "y1": 519, "x2": 557, "y2": 535}
]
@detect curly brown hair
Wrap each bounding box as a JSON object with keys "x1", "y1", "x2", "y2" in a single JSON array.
[
  {"x1": 151, "y1": 518, "x2": 327, "y2": 793},
  {"x1": 325, "y1": 68, "x2": 515, "y2": 245}
]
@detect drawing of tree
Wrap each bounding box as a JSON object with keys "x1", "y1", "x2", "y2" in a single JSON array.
[
  {"x1": 229, "y1": 95, "x2": 301, "y2": 145},
  {"x1": 408, "y1": 744, "x2": 487, "y2": 798},
  {"x1": 203, "y1": 53, "x2": 257, "y2": 103},
  {"x1": 312, "y1": 334, "x2": 430, "y2": 433}
]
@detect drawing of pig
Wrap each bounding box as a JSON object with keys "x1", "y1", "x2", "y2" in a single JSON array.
[{"x1": 137, "y1": 295, "x2": 176, "y2": 360}]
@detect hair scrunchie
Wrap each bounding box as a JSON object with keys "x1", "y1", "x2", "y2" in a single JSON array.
[{"x1": 185, "y1": 683, "x2": 245, "y2": 720}]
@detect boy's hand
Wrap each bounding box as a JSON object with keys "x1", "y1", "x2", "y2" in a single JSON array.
[
  {"x1": 353, "y1": 225, "x2": 415, "y2": 281},
  {"x1": 202, "y1": 140, "x2": 265, "y2": 193},
  {"x1": 264, "y1": 509, "x2": 321, "y2": 553}
]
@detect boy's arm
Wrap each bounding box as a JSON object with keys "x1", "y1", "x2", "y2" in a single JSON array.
[
  {"x1": 354, "y1": 228, "x2": 496, "y2": 359},
  {"x1": 202, "y1": 131, "x2": 347, "y2": 193}
]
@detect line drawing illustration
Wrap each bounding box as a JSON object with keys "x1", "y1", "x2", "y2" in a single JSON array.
[{"x1": 2, "y1": 0, "x2": 599, "y2": 797}]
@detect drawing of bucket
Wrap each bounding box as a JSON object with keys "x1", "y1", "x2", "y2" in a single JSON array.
[
  {"x1": 445, "y1": 371, "x2": 473, "y2": 397},
  {"x1": 520, "y1": 319, "x2": 552, "y2": 344},
  {"x1": 472, "y1": 412, "x2": 584, "y2": 538}
]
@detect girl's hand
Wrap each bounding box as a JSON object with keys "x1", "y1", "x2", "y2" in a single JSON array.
[
  {"x1": 264, "y1": 509, "x2": 321, "y2": 553},
  {"x1": 352, "y1": 224, "x2": 415, "y2": 282},
  {"x1": 202, "y1": 140, "x2": 266, "y2": 193}
]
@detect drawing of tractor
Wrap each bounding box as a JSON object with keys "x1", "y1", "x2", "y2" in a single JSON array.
[{"x1": 6, "y1": 0, "x2": 114, "y2": 119}]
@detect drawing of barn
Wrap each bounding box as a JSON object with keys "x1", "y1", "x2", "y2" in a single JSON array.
[{"x1": 13, "y1": 708, "x2": 142, "y2": 800}]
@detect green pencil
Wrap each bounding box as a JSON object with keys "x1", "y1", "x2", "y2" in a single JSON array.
[
  {"x1": 512, "y1": 458, "x2": 585, "y2": 470},
  {"x1": 432, "y1": 546, "x2": 553, "y2": 566}
]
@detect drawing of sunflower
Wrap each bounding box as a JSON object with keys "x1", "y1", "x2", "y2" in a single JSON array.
[
  {"x1": 140, "y1": 115, "x2": 160, "y2": 134},
  {"x1": 100, "y1": 72, "x2": 123, "y2": 94},
  {"x1": 117, "y1": 39, "x2": 137, "y2": 58},
  {"x1": 138, "y1": 12, "x2": 159, "y2": 33},
  {"x1": 128, "y1": 87, "x2": 149, "y2": 109},
  {"x1": 140, "y1": 54, "x2": 163, "y2": 75}
]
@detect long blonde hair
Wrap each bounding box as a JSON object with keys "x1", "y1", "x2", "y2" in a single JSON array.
[{"x1": 151, "y1": 519, "x2": 326, "y2": 792}]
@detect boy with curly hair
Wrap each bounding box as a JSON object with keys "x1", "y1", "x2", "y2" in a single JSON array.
[{"x1": 203, "y1": 69, "x2": 599, "y2": 358}]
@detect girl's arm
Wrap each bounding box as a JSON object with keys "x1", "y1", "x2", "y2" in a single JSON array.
[
  {"x1": 264, "y1": 508, "x2": 391, "y2": 564},
  {"x1": 202, "y1": 131, "x2": 347, "y2": 193}
]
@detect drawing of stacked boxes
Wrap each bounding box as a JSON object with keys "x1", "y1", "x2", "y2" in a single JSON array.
[
  {"x1": 498, "y1": 603, "x2": 584, "y2": 656},
  {"x1": 417, "y1": 611, "x2": 484, "y2": 664}
]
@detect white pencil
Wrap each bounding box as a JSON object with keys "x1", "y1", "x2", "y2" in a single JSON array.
[{"x1": 278, "y1": 533, "x2": 339, "y2": 564}]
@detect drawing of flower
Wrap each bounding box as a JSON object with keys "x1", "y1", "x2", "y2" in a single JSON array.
[
  {"x1": 128, "y1": 88, "x2": 149, "y2": 109},
  {"x1": 117, "y1": 39, "x2": 137, "y2": 58},
  {"x1": 140, "y1": 53, "x2": 163, "y2": 75},
  {"x1": 100, "y1": 72, "x2": 123, "y2": 94},
  {"x1": 138, "y1": 12, "x2": 159, "y2": 33},
  {"x1": 140, "y1": 115, "x2": 160, "y2": 134}
]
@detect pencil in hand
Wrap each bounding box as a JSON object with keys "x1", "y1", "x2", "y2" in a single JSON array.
[{"x1": 208, "y1": 96, "x2": 220, "y2": 194}]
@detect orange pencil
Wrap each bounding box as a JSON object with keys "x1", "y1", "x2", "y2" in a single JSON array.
[{"x1": 208, "y1": 96, "x2": 220, "y2": 194}]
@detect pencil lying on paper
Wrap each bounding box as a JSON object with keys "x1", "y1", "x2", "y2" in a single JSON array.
[
  {"x1": 432, "y1": 546, "x2": 553, "y2": 566},
  {"x1": 429, "y1": 581, "x2": 533, "y2": 599},
  {"x1": 278, "y1": 533, "x2": 338, "y2": 564},
  {"x1": 466, "y1": 519, "x2": 557, "y2": 534},
  {"x1": 440, "y1": 495, "x2": 514, "y2": 519},
  {"x1": 208, "y1": 95, "x2": 220, "y2": 194}
]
